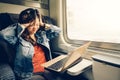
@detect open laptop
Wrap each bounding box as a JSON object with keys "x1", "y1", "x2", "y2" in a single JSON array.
[{"x1": 42, "y1": 42, "x2": 91, "y2": 72}]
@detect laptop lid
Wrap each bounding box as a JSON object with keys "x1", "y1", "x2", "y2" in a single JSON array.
[{"x1": 61, "y1": 41, "x2": 91, "y2": 71}]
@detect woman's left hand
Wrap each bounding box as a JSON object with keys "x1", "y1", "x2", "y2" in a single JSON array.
[
  {"x1": 39, "y1": 15, "x2": 51, "y2": 29},
  {"x1": 44, "y1": 23, "x2": 51, "y2": 29}
]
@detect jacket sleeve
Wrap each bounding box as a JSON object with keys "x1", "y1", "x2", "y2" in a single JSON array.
[
  {"x1": 0, "y1": 23, "x2": 25, "y2": 45},
  {"x1": 46, "y1": 24, "x2": 61, "y2": 39}
]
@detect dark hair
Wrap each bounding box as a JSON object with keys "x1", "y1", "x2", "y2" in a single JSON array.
[
  {"x1": 18, "y1": 8, "x2": 40, "y2": 24},
  {"x1": 21, "y1": 29, "x2": 37, "y2": 45}
]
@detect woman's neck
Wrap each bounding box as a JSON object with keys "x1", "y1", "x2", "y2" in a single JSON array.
[{"x1": 30, "y1": 34, "x2": 36, "y2": 42}]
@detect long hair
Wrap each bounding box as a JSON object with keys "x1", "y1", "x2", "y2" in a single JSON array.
[
  {"x1": 19, "y1": 8, "x2": 41, "y2": 45},
  {"x1": 21, "y1": 28, "x2": 37, "y2": 45}
]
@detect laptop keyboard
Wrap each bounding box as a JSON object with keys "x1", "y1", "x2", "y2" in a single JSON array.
[{"x1": 48, "y1": 57, "x2": 68, "y2": 70}]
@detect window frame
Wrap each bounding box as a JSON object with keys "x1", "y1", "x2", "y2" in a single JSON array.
[{"x1": 63, "y1": 0, "x2": 120, "y2": 53}]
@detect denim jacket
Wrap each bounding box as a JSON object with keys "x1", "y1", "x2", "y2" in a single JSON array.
[{"x1": 0, "y1": 23, "x2": 61, "y2": 79}]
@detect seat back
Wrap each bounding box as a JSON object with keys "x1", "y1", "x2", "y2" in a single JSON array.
[
  {"x1": 0, "y1": 39, "x2": 15, "y2": 67},
  {"x1": 0, "y1": 13, "x2": 19, "y2": 67}
]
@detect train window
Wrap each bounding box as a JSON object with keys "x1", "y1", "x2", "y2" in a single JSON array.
[{"x1": 65, "y1": 0, "x2": 120, "y2": 51}]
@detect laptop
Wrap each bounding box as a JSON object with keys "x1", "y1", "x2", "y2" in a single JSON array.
[{"x1": 42, "y1": 42, "x2": 91, "y2": 72}]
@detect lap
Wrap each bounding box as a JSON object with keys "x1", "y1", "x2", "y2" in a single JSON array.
[
  {"x1": 31, "y1": 74, "x2": 45, "y2": 80},
  {"x1": 32, "y1": 70, "x2": 65, "y2": 80}
]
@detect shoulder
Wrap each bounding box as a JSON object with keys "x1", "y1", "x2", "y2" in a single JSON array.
[
  {"x1": 0, "y1": 23, "x2": 17, "y2": 32},
  {"x1": 18, "y1": 37, "x2": 32, "y2": 47}
]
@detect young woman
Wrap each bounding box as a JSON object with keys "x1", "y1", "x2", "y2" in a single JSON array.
[{"x1": 0, "y1": 8, "x2": 62, "y2": 80}]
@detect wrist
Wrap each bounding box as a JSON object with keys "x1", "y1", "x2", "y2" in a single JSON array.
[
  {"x1": 43, "y1": 23, "x2": 46, "y2": 29},
  {"x1": 42, "y1": 23, "x2": 51, "y2": 29},
  {"x1": 43, "y1": 23, "x2": 46, "y2": 27}
]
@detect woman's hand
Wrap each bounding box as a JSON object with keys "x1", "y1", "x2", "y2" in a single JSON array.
[
  {"x1": 39, "y1": 15, "x2": 51, "y2": 29},
  {"x1": 21, "y1": 23, "x2": 32, "y2": 29},
  {"x1": 44, "y1": 23, "x2": 51, "y2": 29}
]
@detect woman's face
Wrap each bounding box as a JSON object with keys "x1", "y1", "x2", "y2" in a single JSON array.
[{"x1": 27, "y1": 17, "x2": 40, "y2": 35}]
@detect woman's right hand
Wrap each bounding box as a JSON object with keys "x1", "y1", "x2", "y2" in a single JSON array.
[{"x1": 21, "y1": 23, "x2": 31, "y2": 29}]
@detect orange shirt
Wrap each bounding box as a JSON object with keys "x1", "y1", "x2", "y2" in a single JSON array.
[{"x1": 32, "y1": 45, "x2": 46, "y2": 73}]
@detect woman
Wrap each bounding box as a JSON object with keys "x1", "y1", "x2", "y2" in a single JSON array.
[{"x1": 0, "y1": 8, "x2": 62, "y2": 80}]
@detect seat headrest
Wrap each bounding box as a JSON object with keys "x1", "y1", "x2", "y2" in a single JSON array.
[{"x1": 0, "y1": 13, "x2": 19, "y2": 30}]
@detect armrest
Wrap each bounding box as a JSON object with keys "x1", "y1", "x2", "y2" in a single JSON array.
[{"x1": 67, "y1": 58, "x2": 92, "y2": 76}]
